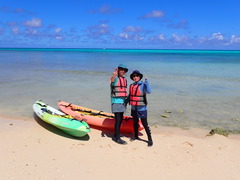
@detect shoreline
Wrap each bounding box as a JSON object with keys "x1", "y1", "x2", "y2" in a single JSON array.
[
  {"x1": 1, "y1": 114, "x2": 240, "y2": 139},
  {"x1": 1, "y1": 116, "x2": 240, "y2": 180}
]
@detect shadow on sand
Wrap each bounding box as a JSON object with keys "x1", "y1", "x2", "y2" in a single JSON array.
[
  {"x1": 90, "y1": 125, "x2": 147, "y2": 144},
  {"x1": 33, "y1": 113, "x2": 90, "y2": 141},
  {"x1": 34, "y1": 113, "x2": 148, "y2": 144}
]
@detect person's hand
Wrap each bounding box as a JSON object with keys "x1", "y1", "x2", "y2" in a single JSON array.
[
  {"x1": 112, "y1": 68, "x2": 118, "y2": 77},
  {"x1": 145, "y1": 77, "x2": 148, "y2": 80}
]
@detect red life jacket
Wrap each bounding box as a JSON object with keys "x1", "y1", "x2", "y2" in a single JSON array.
[
  {"x1": 111, "y1": 76, "x2": 127, "y2": 98},
  {"x1": 129, "y1": 83, "x2": 147, "y2": 106}
]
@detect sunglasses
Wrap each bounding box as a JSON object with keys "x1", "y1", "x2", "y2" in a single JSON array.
[
  {"x1": 118, "y1": 67, "x2": 128, "y2": 72},
  {"x1": 132, "y1": 74, "x2": 140, "y2": 77}
]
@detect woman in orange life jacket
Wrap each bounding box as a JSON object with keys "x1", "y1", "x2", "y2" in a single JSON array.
[
  {"x1": 110, "y1": 64, "x2": 128, "y2": 145},
  {"x1": 128, "y1": 70, "x2": 153, "y2": 147}
]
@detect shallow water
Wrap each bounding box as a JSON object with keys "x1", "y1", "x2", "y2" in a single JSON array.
[{"x1": 1, "y1": 48, "x2": 240, "y2": 131}]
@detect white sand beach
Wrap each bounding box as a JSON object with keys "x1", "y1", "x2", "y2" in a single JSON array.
[{"x1": 1, "y1": 116, "x2": 240, "y2": 180}]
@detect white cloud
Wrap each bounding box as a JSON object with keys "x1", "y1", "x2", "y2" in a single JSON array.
[
  {"x1": 90, "y1": 5, "x2": 122, "y2": 15},
  {"x1": 230, "y1": 35, "x2": 240, "y2": 44},
  {"x1": 24, "y1": 29, "x2": 38, "y2": 36},
  {"x1": 141, "y1": 10, "x2": 165, "y2": 19},
  {"x1": 99, "y1": 5, "x2": 122, "y2": 14},
  {"x1": 11, "y1": 27, "x2": 19, "y2": 35},
  {"x1": 211, "y1": 32, "x2": 224, "y2": 40},
  {"x1": 86, "y1": 23, "x2": 111, "y2": 38},
  {"x1": 172, "y1": 33, "x2": 188, "y2": 42},
  {"x1": 118, "y1": 25, "x2": 146, "y2": 41},
  {"x1": 149, "y1": 33, "x2": 166, "y2": 41},
  {"x1": 124, "y1": 26, "x2": 142, "y2": 33},
  {"x1": 119, "y1": 32, "x2": 128, "y2": 39},
  {"x1": 118, "y1": 32, "x2": 144, "y2": 41},
  {"x1": 136, "y1": 36, "x2": 144, "y2": 40},
  {"x1": 23, "y1": 18, "x2": 42, "y2": 28},
  {"x1": 55, "y1": 28, "x2": 62, "y2": 34},
  {"x1": 157, "y1": 34, "x2": 165, "y2": 40},
  {"x1": 55, "y1": 36, "x2": 63, "y2": 40}
]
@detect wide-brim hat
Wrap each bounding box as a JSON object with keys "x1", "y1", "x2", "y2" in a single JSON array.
[
  {"x1": 130, "y1": 70, "x2": 143, "y2": 80},
  {"x1": 118, "y1": 64, "x2": 128, "y2": 72}
]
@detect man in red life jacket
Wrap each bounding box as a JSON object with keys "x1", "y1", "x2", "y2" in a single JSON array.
[
  {"x1": 110, "y1": 64, "x2": 128, "y2": 145},
  {"x1": 129, "y1": 70, "x2": 153, "y2": 147}
]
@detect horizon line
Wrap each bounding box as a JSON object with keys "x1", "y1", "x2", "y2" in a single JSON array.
[{"x1": 1, "y1": 47, "x2": 240, "y2": 51}]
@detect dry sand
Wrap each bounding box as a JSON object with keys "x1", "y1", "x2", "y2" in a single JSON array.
[{"x1": 1, "y1": 116, "x2": 240, "y2": 180}]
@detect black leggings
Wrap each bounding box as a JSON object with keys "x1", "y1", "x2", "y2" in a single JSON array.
[
  {"x1": 132, "y1": 114, "x2": 152, "y2": 141},
  {"x1": 114, "y1": 112, "x2": 124, "y2": 140}
]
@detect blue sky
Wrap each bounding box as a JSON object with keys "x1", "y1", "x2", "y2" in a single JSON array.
[{"x1": 1, "y1": 0, "x2": 240, "y2": 49}]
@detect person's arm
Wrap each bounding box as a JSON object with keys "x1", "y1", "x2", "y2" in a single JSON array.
[
  {"x1": 124, "y1": 95, "x2": 130, "y2": 106},
  {"x1": 110, "y1": 68, "x2": 118, "y2": 83},
  {"x1": 144, "y1": 77, "x2": 151, "y2": 94}
]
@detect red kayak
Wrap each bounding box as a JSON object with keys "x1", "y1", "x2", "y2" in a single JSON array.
[{"x1": 58, "y1": 101, "x2": 144, "y2": 133}]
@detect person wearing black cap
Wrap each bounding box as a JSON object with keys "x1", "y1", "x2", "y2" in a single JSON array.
[
  {"x1": 128, "y1": 70, "x2": 153, "y2": 147},
  {"x1": 110, "y1": 64, "x2": 128, "y2": 145}
]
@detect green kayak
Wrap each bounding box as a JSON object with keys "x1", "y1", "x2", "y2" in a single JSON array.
[{"x1": 33, "y1": 100, "x2": 90, "y2": 137}]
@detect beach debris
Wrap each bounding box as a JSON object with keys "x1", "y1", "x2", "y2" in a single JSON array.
[
  {"x1": 232, "y1": 118, "x2": 240, "y2": 122},
  {"x1": 207, "y1": 128, "x2": 230, "y2": 137},
  {"x1": 165, "y1": 110, "x2": 172, "y2": 113},
  {"x1": 177, "y1": 109, "x2": 183, "y2": 114},
  {"x1": 9, "y1": 123, "x2": 13, "y2": 126},
  {"x1": 161, "y1": 114, "x2": 170, "y2": 118},
  {"x1": 208, "y1": 128, "x2": 240, "y2": 137},
  {"x1": 183, "y1": 142, "x2": 194, "y2": 147}
]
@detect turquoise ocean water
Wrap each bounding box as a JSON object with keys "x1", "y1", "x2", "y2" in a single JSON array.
[{"x1": 0, "y1": 48, "x2": 240, "y2": 131}]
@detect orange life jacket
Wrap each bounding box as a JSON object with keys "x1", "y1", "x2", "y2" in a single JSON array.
[
  {"x1": 129, "y1": 83, "x2": 147, "y2": 106},
  {"x1": 111, "y1": 76, "x2": 127, "y2": 98}
]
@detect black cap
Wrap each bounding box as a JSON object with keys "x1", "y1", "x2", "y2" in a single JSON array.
[{"x1": 130, "y1": 70, "x2": 143, "y2": 80}]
